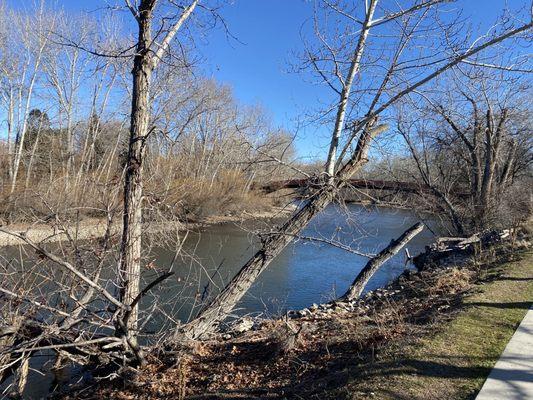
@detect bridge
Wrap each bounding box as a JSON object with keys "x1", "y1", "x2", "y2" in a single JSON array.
[{"x1": 254, "y1": 178, "x2": 431, "y2": 194}]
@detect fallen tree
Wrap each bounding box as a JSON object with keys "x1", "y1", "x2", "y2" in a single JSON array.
[
  {"x1": 341, "y1": 222, "x2": 424, "y2": 301},
  {"x1": 413, "y1": 228, "x2": 514, "y2": 270},
  {"x1": 180, "y1": 122, "x2": 388, "y2": 339}
]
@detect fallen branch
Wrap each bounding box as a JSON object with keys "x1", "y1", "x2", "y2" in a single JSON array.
[
  {"x1": 341, "y1": 222, "x2": 424, "y2": 301},
  {"x1": 12, "y1": 337, "x2": 121, "y2": 353},
  {"x1": 413, "y1": 229, "x2": 513, "y2": 270}
]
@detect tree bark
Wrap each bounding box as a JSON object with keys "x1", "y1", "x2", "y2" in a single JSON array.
[
  {"x1": 119, "y1": 1, "x2": 154, "y2": 338},
  {"x1": 118, "y1": 0, "x2": 198, "y2": 342},
  {"x1": 340, "y1": 222, "x2": 424, "y2": 301},
  {"x1": 6, "y1": 87, "x2": 14, "y2": 181},
  {"x1": 180, "y1": 124, "x2": 387, "y2": 339},
  {"x1": 499, "y1": 140, "x2": 515, "y2": 189}
]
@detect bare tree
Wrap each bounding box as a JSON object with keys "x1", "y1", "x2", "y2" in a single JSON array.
[
  {"x1": 118, "y1": 0, "x2": 199, "y2": 343},
  {"x1": 398, "y1": 66, "x2": 532, "y2": 234},
  {"x1": 180, "y1": 0, "x2": 532, "y2": 339},
  {"x1": 2, "y1": 3, "x2": 57, "y2": 194}
]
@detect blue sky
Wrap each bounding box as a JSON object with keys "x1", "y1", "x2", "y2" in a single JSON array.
[
  {"x1": 172, "y1": 0, "x2": 529, "y2": 159},
  {"x1": 5, "y1": 0, "x2": 530, "y2": 159}
]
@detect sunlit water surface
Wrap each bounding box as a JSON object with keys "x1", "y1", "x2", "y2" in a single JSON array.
[{"x1": 8, "y1": 203, "x2": 437, "y2": 398}]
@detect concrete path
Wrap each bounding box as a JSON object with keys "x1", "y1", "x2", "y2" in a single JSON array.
[{"x1": 476, "y1": 306, "x2": 533, "y2": 399}]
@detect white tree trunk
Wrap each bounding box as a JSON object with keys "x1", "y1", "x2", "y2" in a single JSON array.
[{"x1": 324, "y1": 0, "x2": 378, "y2": 176}]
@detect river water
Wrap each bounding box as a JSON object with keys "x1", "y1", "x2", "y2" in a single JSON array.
[
  {"x1": 141, "y1": 203, "x2": 437, "y2": 328},
  {"x1": 6, "y1": 203, "x2": 438, "y2": 398}
]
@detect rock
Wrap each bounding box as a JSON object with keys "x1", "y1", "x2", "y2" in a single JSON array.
[
  {"x1": 287, "y1": 310, "x2": 299, "y2": 319},
  {"x1": 231, "y1": 317, "x2": 254, "y2": 334},
  {"x1": 298, "y1": 308, "x2": 311, "y2": 317}
]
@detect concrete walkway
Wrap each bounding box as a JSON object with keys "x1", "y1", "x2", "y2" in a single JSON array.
[{"x1": 476, "y1": 306, "x2": 533, "y2": 399}]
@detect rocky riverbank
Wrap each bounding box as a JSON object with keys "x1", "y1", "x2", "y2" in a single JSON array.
[{"x1": 63, "y1": 228, "x2": 531, "y2": 399}]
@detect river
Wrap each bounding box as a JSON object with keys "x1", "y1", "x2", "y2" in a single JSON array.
[
  {"x1": 140, "y1": 203, "x2": 437, "y2": 332},
  {"x1": 5, "y1": 203, "x2": 437, "y2": 398}
]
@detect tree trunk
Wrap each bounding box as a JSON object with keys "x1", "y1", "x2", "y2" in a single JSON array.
[
  {"x1": 118, "y1": 0, "x2": 197, "y2": 341},
  {"x1": 479, "y1": 109, "x2": 506, "y2": 226},
  {"x1": 10, "y1": 26, "x2": 48, "y2": 194},
  {"x1": 341, "y1": 222, "x2": 424, "y2": 301},
  {"x1": 6, "y1": 87, "x2": 14, "y2": 181},
  {"x1": 118, "y1": 7, "x2": 154, "y2": 339},
  {"x1": 11, "y1": 70, "x2": 38, "y2": 194},
  {"x1": 499, "y1": 141, "x2": 515, "y2": 190},
  {"x1": 324, "y1": 0, "x2": 377, "y2": 176},
  {"x1": 180, "y1": 124, "x2": 387, "y2": 339}
]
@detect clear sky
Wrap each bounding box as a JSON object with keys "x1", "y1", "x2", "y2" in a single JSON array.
[{"x1": 5, "y1": 0, "x2": 530, "y2": 159}]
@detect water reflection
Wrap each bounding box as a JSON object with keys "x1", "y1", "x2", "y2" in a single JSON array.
[
  {"x1": 3, "y1": 203, "x2": 437, "y2": 399},
  {"x1": 146, "y1": 203, "x2": 436, "y2": 326}
]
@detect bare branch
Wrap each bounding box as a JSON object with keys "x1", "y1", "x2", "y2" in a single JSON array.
[
  {"x1": 282, "y1": 233, "x2": 375, "y2": 258},
  {"x1": 125, "y1": 0, "x2": 140, "y2": 21},
  {"x1": 0, "y1": 287, "x2": 71, "y2": 318},
  {"x1": 460, "y1": 58, "x2": 533, "y2": 73},
  {"x1": 370, "y1": 0, "x2": 453, "y2": 28},
  {"x1": 152, "y1": 0, "x2": 199, "y2": 68},
  {"x1": 338, "y1": 20, "x2": 533, "y2": 163},
  {"x1": 0, "y1": 228, "x2": 125, "y2": 310}
]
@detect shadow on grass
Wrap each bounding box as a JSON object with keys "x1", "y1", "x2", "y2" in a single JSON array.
[
  {"x1": 284, "y1": 352, "x2": 532, "y2": 400},
  {"x1": 497, "y1": 276, "x2": 533, "y2": 282},
  {"x1": 468, "y1": 301, "x2": 532, "y2": 310},
  {"x1": 189, "y1": 340, "x2": 507, "y2": 399}
]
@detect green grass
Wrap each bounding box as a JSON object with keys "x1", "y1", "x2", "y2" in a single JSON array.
[{"x1": 340, "y1": 250, "x2": 533, "y2": 400}]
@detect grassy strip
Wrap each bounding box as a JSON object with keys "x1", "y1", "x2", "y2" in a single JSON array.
[{"x1": 344, "y1": 250, "x2": 533, "y2": 400}]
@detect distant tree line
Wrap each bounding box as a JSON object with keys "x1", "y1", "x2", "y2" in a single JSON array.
[{"x1": 0, "y1": 3, "x2": 295, "y2": 223}]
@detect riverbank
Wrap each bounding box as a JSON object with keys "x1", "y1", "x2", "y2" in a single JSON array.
[
  {"x1": 63, "y1": 236, "x2": 531, "y2": 399},
  {"x1": 329, "y1": 248, "x2": 533, "y2": 399},
  {"x1": 0, "y1": 204, "x2": 297, "y2": 247},
  {"x1": 0, "y1": 197, "x2": 423, "y2": 248}
]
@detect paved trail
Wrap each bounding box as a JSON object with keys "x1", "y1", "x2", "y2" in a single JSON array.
[{"x1": 476, "y1": 306, "x2": 533, "y2": 399}]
